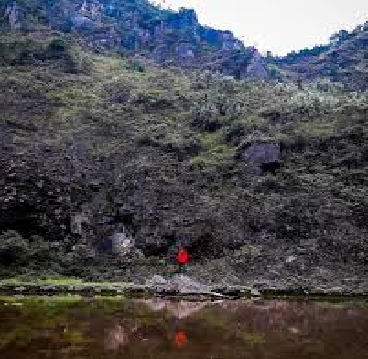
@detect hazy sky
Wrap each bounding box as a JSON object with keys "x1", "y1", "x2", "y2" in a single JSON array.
[{"x1": 152, "y1": 0, "x2": 368, "y2": 55}]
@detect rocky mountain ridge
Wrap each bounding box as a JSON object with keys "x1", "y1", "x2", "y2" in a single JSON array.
[
  {"x1": 269, "y1": 21, "x2": 368, "y2": 90},
  {"x1": 1, "y1": 0, "x2": 266, "y2": 78}
]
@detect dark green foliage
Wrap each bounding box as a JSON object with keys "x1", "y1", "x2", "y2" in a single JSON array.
[
  {"x1": 125, "y1": 58, "x2": 145, "y2": 73},
  {"x1": 223, "y1": 122, "x2": 247, "y2": 145},
  {"x1": 0, "y1": 231, "x2": 57, "y2": 267},
  {"x1": 0, "y1": 36, "x2": 41, "y2": 65},
  {"x1": 46, "y1": 38, "x2": 68, "y2": 57},
  {"x1": 0, "y1": 34, "x2": 91, "y2": 73},
  {"x1": 273, "y1": 45, "x2": 329, "y2": 65},
  {"x1": 0, "y1": 230, "x2": 29, "y2": 265}
]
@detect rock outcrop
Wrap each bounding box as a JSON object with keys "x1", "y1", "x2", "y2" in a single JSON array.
[
  {"x1": 145, "y1": 274, "x2": 214, "y2": 295},
  {"x1": 0, "y1": 0, "x2": 266, "y2": 79},
  {"x1": 268, "y1": 21, "x2": 368, "y2": 90},
  {"x1": 246, "y1": 49, "x2": 268, "y2": 78},
  {"x1": 242, "y1": 142, "x2": 281, "y2": 174},
  {"x1": 4, "y1": 1, "x2": 24, "y2": 29}
]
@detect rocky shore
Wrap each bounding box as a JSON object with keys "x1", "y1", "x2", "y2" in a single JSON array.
[{"x1": 1, "y1": 275, "x2": 367, "y2": 299}]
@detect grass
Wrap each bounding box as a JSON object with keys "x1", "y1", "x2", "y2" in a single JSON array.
[
  {"x1": 296, "y1": 119, "x2": 338, "y2": 138},
  {"x1": 191, "y1": 131, "x2": 236, "y2": 166},
  {"x1": 0, "y1": 277, "x2": 133, "y2": 287}
]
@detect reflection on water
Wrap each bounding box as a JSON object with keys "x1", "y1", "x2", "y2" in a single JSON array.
[
  {"x1": 136, "y1": 298, "x2": 208, "y2": 318},
  {"x1": 0, "y1": 296, "x2": 367, "y2": 359},
  {"x1": 174, "y1": 331, "x2": 188, "y2": 347}
]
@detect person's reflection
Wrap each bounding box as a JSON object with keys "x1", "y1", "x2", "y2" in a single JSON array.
[
  {"x1": 174, "y1": 330, "x2": 188, "y2": 347},
  {"x1": 103, "y1": 300, "x2": 208, "y2": 352}
]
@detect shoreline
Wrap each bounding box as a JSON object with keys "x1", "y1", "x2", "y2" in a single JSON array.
[{"x1": 1, "y1": 280, "x2": 367, "y2": 301}]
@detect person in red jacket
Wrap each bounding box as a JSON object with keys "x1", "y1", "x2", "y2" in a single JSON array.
[{"x1": 177, "y1": 247, "x2": 189, "y2": 273}]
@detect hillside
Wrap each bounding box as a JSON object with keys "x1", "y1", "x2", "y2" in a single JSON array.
[
  {"x1": 269, "y1": 22, "x2": 368, "y2": 90},
  {"x1": 0, "y1": 1, "x2": 367, "y2": 291},
  {"x1": 0, "y1": 0, "x2": 265, "y2": 78}
]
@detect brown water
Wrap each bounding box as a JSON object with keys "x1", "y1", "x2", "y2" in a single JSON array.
[{"x1": 0, "y1": 296, "x2": 367, "y2": 359}]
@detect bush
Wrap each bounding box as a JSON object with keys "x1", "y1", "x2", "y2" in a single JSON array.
[
  {"x1": 223, "y1": 121, "x2": 246, "y2": 144},
  {"x1": 0, "y1": 37, "x2": 42, "y2": 65},
  {"x1": 45, "y1": 38, "x2": 69, "y2": 59},
  {"x1": 125, "y1": 59, "x2": 146, "y2": 73},
  {"x1": 0, "y1": 231, "x2": 64, "y2": 270},
  {"x1": 0, "y1": 230, "x2": 29, "y2": 266}
]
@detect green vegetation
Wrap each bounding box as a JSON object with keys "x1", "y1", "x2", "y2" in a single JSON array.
[
  {"x1": 0, "y1": 31, "x2": 367, "y2": 282},
  {"x1": 0, "y1": 276, "x2": 126, "y2": 287},
  {"x1": 0, "y1": 1, "x2": 367, "y2": 288},
  {"x1": 270, "y1": 21, "x2": 368, "y2": 90}
]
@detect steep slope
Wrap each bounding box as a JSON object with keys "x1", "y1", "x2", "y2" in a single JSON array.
[
  {"x1": 0, "y1": 0, "x2": 265, "y2": 78},
  {"x1": 0, "y1": 29, "x2": 367, "y2": 289},
  {"x1": 269, "y1": 22, "x2": 368, "y2": 90},
  {"x1": 0, "y1": 2, "x2": 367, "y2": 289}
]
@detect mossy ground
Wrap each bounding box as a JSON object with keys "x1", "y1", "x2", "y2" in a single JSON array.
[{"x1": 0, "y1": 31, "x2": 367, "y2": 288}]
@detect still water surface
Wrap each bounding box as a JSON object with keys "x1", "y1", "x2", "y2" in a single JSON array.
[{"x1": 0, "y1": 296, "x2": 367, "y2": 359}]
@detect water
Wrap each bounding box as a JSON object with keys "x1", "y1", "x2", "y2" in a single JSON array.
[{"x1": 0, "y1": 296, "x2": 367, "y2": 359}]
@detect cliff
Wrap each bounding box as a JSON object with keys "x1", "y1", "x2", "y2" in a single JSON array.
[{"x1": 0, "y1": 0, "x2": 265, "y2": 78}]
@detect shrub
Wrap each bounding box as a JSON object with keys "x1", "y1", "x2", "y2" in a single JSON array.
[
  {"x1": 125, "y1": 59, "x2": 146, "y2": 73},
  {"x1": 0, "y1": 230, "x2": 29, "y2": 266},
  {"x1": 62, "y1": 46, "x2": 93, "y2": 74},
  {"x1": 45, "y1": 38, "x2": 69, "y2": 59},
  {"x1": 223, "y1": 121, "x2": 246, "y2": 144}
]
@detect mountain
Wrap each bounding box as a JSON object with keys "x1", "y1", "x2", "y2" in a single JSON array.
[
  {"x1": 0, "y1": 0, "x2": 367, "y2": 291},
  {"x1": 0, "y1": 0, "x2": 266, "y2": 78},
  {"x1": 268, "y1": 22, "x2": 368, "y2": 90}
]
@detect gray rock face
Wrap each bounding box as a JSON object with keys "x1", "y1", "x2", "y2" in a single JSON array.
[
  {"x1": 145, "y1": 275, "x2": 168, "y2": 291},
  {"x1": 71, "y1": 212, "x2": 89, "y2": 236},
  {"x1": 87, "y1": 27, "x2": 121, "y2": 48},
  {"x1": 250, "y1": 287, "x2": 261, "y2": 296},
  {"x1": 242, "y1": 142, "x2": 281, "y2": 174},
  {"x1": 152, "y1": 45, "x2": 169, "y2": 64},
  {"x1": 71, "y1": 14, "x2": 93, "y2": 28},
  {"x1": 286, "y1": 255, "x2": 298, "y2": 263},
  {"x1": 146, "y1": 274, "x2": 211, "y2": 294},
  {"x1": 40, "y1": 0, "x2": 265, "y2": 78},
  {"x1": 111, "y1": 231, "x2": 135, "y2": 256},
  {"x1": 5, "y1": 1, "x2": 24, "y2": 29},
  {"x1": 176, "y1": 43, "x2": 196, "y2": 64},
  {"x1": 168, "y1": 274, "x2": 211, "y2": 294},
  {"x1": 78, "y1": 0, "x2": 104, "y2": 20},
  {"x1": 246, "y1": 49, "x2": 268, "y2": 78},
  {"x1": 220, "y1": 31, "x2": 244, "y2": 51},
  {"x1": 70, "y1": 0, "x2": 105, "y2": 29}
]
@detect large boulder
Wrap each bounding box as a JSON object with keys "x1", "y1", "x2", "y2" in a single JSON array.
[
  {"x1": 242, "y1": 142, "x2": 281, "y2": 174},
  {"x1": 111, "y1": 231, "x2": 135, "y2": 256}
]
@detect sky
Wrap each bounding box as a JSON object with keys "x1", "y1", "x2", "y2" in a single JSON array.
[{"x1": 151, "y1": 0, "x2": 368, "y2": 55}]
